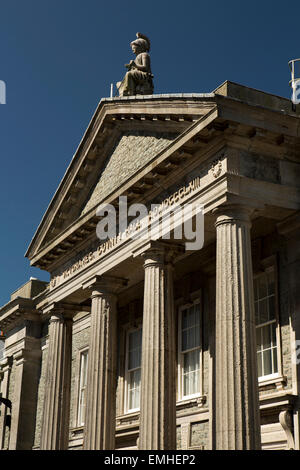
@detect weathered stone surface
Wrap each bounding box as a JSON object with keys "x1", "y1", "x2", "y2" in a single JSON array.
[
  {"x1": 0, "y1": 357, "x2": 12, "y2": 449},
  {"x1": 191, "y1": 421, "x2": 209, "y2": 449},
  {"x1": 240, "y1": 152, "x2": 280, "y2": 184},
  {"x1": 118, "y1": 32, "x2": 153, "y2": 97},
  {"x1": 2, "y1": 86, "x2": 300, "y2": 451},
  {"x1": 40, "y1": 312, "x2": 72, "y2": 450},
  {"x1": 215, "y1": 206, "x2": 261, "y2": 450},
  {"x1": 81, "y1": 131, "x2": 177, "y2": 215},
  {"x1": 138, "y1": 244, "x2": 177, "y2": 450},
  {"x1": 83, "y1": 277, "x2": 126, "y2": 450},
  {"x1": 9, "y1": 348, "x2": 41, "y2": 450},
  {"x1": 10, "y1": 279, "x2": 48, "y2": 302},
  {"x1": 176, "y1": 426, "x2": 181, "y2": 449},
  {"x1": 4, "y1": 360, "x2": 16, "y2": 449},
  {"x1": 33, "y1": 345, "x2": 48, "y2": 449}
]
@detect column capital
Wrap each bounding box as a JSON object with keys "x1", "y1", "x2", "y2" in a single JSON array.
[
  {"x1": 213, "y1": 204, "x2": 254, "y2": 228},
  {"x1": 43, "y1": 302, "x2": 79, "y2": 321},
  {"x1": 82, "y1": 275, "x2": 127, "y2": 296},
  {"x1": 133, "y1": 240, "x2": 184, "y2": 266}
]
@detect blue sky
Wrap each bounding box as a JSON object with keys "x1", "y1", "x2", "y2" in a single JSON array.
[{"x1": 0, "y1": 0, "x2": 299, "y2": 306}]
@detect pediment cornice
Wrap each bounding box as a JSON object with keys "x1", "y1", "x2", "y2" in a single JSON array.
[
  {"x1": 25, "y1": 87, "x2": 300, "y2": 271},
  {"x1": 25, "y1": 95, "x2": 217, "y2": 264}
]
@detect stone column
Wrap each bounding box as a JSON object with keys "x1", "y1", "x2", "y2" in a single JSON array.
[
  {"x1": 9, "y1": 347, "x2": 41, "y2": 450},
  {"x1": 0, "y1": 356, "x2": 12, "y2": 449},
  {"x1": 215, "y1": 205, "x2": 260, "y2": 450},
  {"x1": 138, "y1": 242, "x2": 180, "y2": 450},
  {"x1": 40, "y1": 308, "x2": 73, "y2": 450},
  {"x1": 83, "y1": 276, "x2": 126, "y2": 450}
]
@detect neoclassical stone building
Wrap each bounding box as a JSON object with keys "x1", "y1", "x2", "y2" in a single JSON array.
[{"x1": 0, "y1": 81, "x2": 300, "y2": 450}]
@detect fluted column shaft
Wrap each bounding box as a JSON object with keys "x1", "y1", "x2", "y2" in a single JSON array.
[
  {"x1": 41, "y1": 312, "x2": 72, "y2": 450},
  {"x1": 83, "y1": 277, "x2": 125, "y2": 450},
  {"x1": 215, "y1": 205, "x2": 260, "y2": 449},
  {"x1": 139, "y1": 247, "x2": 176, "y2": 450}
]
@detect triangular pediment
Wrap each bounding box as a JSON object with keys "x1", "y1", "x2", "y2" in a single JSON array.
[
  {"x1": 80, "y1": 129, "x2": 178, "y2": 216},
  {"x1": 26, "y1": 94, "x2": 217, "y2": 265},
  {"x1": 26, "y1": 85, "x2": 300, "y2": 270}
]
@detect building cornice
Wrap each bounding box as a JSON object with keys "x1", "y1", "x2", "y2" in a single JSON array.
[{"x1": 0, "y1": 297, "x2": 41, "y2": 332}]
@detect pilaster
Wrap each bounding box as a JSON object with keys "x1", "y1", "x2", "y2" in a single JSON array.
[{"x1": 8, "y1": 347, "x2": 41, "y2": 450}]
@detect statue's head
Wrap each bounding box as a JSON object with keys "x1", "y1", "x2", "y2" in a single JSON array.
[{"x1": 130, "y1": 33, "x2": 150, "y2": 54}]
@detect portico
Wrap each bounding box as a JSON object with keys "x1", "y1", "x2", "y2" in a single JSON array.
[{"x1": 1, "y1": 82, "x2": 300, "y2": 450}]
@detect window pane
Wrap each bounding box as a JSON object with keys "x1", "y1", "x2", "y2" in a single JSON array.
[
  {"x1": 129, "y1": 349, "x2": 140, "y2": 370},
  {"x1": 127, "y1": 329, "x2": 142, "y2": 411},
  {"x1": 256, "y1": 328, "x2": 261, "y2": 351},
  {"x1": 183, "y1": 350, "x2": 200, "y2": 396},
  {"x1": 259, "y1": 299, "x2": 268, "y2": 324},
  {"x1": 273, "y1": 347, "x2": 278, "y2": 373},
  {"x1": 271, "y1": 322, "x2": 277, "y2": 344},
  {"x1": 268, "y1": 295, "x2": 275, "y2": 321},
  {"x1": 128, "y1": 329, "x2": 142, "y2": 370},
  {"x1": 255, "y1": 270, "x2": 279, "y2": 379},
  {"x1": 182, "y1": 310, "x2": 190, "y2": 329},
  {"x1": 180, "y1": 304, "x2": 201, "y2": 398},
  {"x1": 263, "y1": 349, "x2": 272, "y2": 376},
  {"x1": 78, "y1": 351, "x2": 88, "y2": 426},
  {"x1": 267, "y1": 271, "x2": 275, "y2": 296},
  {"x1": 181, "y1": 306, "x2": 200, "y2": 352},
  {"x1": 184, "y1": 370, "x2": 200, "y2": 396},
  {"x1": 129, "y1": 369, "x2": 141, "y2": 410},
  {"x1": 185, "y1": 350, "x2": 199, "y2": 372},
  {"x1": 257, "y1": 322, "x2": 278, "y2": 378},
  {"x1": 82, "y1": 353, "x2": 88, "y2": 386},
  {"x1": 262, "y1": 325, "x2": 271, "y2": 350},
  {"x1": 258, "y1": 276, "x2": 268, "y2": 299}
]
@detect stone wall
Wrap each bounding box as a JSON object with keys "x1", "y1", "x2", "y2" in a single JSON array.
[
  {"x1": 190, "y1": 421, "x2": 209, "y2": 449},
  {"x1": 176, "y1": 426, "x2": 181, "y2": 449}
]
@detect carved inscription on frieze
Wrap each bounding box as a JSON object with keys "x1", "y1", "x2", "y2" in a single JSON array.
[{"x1": 50, "y1": 176, "x2": 202, "y2": 290}]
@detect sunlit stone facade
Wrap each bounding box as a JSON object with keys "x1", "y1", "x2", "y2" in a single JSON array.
[{"x1": 1, "y1": 82, "x2": 300, "y2": 450}]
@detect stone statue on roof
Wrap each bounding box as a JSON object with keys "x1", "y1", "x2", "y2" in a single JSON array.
[{"x1": 117, "y1": 33, "x2": 154, "y2": 97}]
